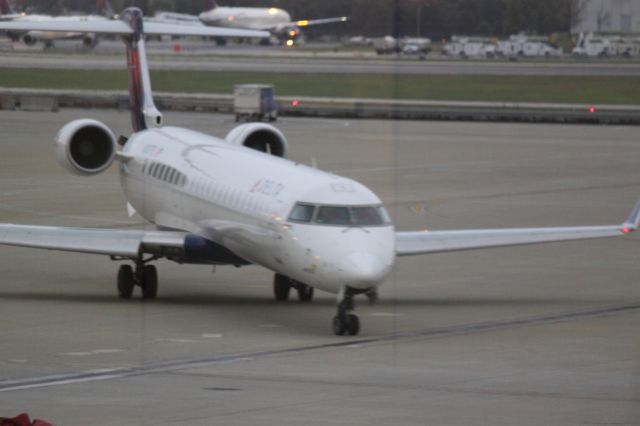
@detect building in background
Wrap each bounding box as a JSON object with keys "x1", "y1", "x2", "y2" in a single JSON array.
[{"x1": 573, "y1": 0, "x2": 640, "y2": 33}]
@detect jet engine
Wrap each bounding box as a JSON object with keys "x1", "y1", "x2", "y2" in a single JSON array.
[
  {"x1": 225, "y1": 123, "x2": 288, "y2": 158},
  {"x1": 82, "y1": 34, "x2": 98, "y2": 48},
  {"x1": 55, "y1": 119, "x2": 117, "y2": 176},
  {"x1": 21, "y1": 33, "x2": 37, "y2": 46}
]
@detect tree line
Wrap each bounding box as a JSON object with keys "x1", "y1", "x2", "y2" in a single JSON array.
[{"x1": 13, "y1": 0, "x2": 583, "y2": 38}]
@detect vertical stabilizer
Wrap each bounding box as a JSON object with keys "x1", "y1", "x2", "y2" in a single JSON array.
[
  {"x1": 96, "y1": 0, "x2": 115, "y2": 19},
  {"x1": 0, "y1": 0, "x2": 13, "y2": 15},
  {"x1": 204, "y1": 0, "x2": 218, "y2": 11},
  {"x1": 121, "y1": 8, "x2": 163, "y2": 132}
]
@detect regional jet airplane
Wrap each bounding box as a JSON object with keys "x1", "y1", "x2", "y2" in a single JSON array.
[{"x1": 0, "y1": 7, "x2": 638, "y2": 336}]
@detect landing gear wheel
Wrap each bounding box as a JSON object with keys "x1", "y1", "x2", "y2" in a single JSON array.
[
  {"x1": 332, "y1": 315, "x2": 347, "y2": 336},
  {"x1": 332, "y1": 314, "x2": 360, "y2": 336},
  {"x1": 141, "y1": 265, "x2": 158, "y2": 299},
  {"x1": 346, "y1": 314, "x2": 360, "y2": 336},
  {"x1": 117, "y1": 265, "x2": 135, "y2": 299},
  {"x1": 297, "y1": 284, "x2": 314, "y2": 302},
  {"x1": 273, "y1": 274, "x2": 291, "y2": 301}
]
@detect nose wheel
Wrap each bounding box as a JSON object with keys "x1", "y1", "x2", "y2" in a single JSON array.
[{"x1": 333, "y1": 287, "x2": 360, "y2": 336}]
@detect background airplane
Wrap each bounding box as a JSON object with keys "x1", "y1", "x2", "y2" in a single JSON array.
[
  {"x1": 198, "y1": 0, "x2": 348, "y2": 46},
  {"x1": 0, "y1": 7, "x2": 637, "y2": 336}
]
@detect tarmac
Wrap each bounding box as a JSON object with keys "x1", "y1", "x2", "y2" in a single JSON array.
[{"x1": 0, "y1": 109, "x2": 639, "y2": 425}]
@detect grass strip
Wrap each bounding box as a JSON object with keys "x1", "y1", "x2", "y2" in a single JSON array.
[{"x1": 1, "y1": 68, "x2": 638, "y2": 105}]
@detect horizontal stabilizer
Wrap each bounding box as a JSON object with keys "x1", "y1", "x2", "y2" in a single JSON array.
[{"x1": 0, "y1": 19, "x2": 269, "y2": 38}]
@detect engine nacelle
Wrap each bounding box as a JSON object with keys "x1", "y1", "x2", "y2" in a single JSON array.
[
  {"x1": 55, "y1": 119, "x2": 117, "y2": 176},
  {"x1": 225, "y1": 123, "x2": 288, "y2": 158},
  {"x1": 22, "y1": 33, "x2": 37, "y2": 46},
  {"x1": 82, "y1": 34, "x2": 98, "y2": 48}
]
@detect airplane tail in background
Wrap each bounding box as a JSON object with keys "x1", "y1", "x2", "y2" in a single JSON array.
[
  {"x1": 96, "y1": 0, "x2": 115, "y2": 19},
  {"x1": 0, "y1": 0, "x2": 13, "y2": 15},
  {"x1": 204, "y1": 0, "x2": 218, "y2": 11}
]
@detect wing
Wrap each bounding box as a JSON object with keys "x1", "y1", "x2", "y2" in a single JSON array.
[
  {"x1": 0, "y1": 224, "x2": 249, "y2": 265},
  {"x1": 396, "y1": 200, "x2": 640, "y2": 256},
  {"x1": 0, "y1": 224, "x2": 185, "y2": 257},
  {"x1": 0, "y1": 18, "x2": 270, "y2": 38},
  {"x1": 293, "y1": 16, "x2": 348, "y2": 28}
]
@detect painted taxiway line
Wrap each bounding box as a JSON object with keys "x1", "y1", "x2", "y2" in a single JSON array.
[{"x1": 1, "y1": 302, "x2": 639, "y2": 393}]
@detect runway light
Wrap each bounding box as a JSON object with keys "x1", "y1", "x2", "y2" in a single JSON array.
[
  {"x1": 291, "y1": 99, "x2": 299, "y2": 107},
  {"x1": 589, "y1": 106, "x2": 596, "y2": 113},
  {"x1": 286, "y1": 39, "x2": 294, "y2": 47}
]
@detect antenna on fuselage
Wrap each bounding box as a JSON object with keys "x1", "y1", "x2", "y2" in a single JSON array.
[{"x1": 121, "y1": 7, "x2": 163, "y2": 132}]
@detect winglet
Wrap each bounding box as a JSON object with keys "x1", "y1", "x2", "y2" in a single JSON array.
[{"x1": 622, "y1": 199, "x2": 640, "y2": 232}]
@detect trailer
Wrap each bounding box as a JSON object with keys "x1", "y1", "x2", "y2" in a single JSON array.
[{"x1": 234, "y1": 84, "x2": 277, "y2": 122}]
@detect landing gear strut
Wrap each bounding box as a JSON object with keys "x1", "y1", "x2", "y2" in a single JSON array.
[
  {"x1": 332, "y1": 287, "x2": 360, "y2": 336},
  {"x1": 117, "y1": 257, "x2": 158, "y2": 299},
  {"x1": 273, "y1": 274, "x2": 314, "y2": 302}
]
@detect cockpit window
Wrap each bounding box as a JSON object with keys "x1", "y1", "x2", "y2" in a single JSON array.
[
  {"x1": 351, "y1": 207, "x2": 385, "y2": 226},
  {"x1": 288, "y1": 203, "x2": 391, "y2": 227},
  {"x1": 288, "y1": 203, "x2": 315, "y2": 223},
  {"x1": 317, "y1": 206, "x2": 351, "y2": 225}
]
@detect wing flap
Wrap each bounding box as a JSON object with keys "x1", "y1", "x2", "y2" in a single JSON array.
[{"x1": 396, "y1": 200, "x2": 640, "y2": 257}]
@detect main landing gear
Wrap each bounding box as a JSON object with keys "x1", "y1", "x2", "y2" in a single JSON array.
[
  {"x1": 117, "y1": 258, "x2": 158, "y2": 299},
  {"x1": 273, "y1": 273, "x2": 314, "y2": 302}
]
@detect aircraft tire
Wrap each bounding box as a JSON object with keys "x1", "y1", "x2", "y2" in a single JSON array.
[
  {"x1": 346, "y1": 314, "x2": 360, "y2": 336},
  {"x1": 332, "y1": 315, "x2": 347, "y2": 336},
  {"x1": 297, "y1": 284, "x2": 314, "y2": 303},
  {"x1": 141, "y1": 265, "x2": 158, "y2": 299},
  {"x1": 117, "y1": 264, "x2": 135, "y2": 299},
  {"x1": 273, "y1": 274, "x2": 291, "y2": 301}
]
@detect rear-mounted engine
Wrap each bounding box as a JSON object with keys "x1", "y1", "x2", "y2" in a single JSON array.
[
  {"x1": 55, "y1": 119, "x2": 117, "y2": 176},
  {"x1": 225, "y1": 123, "x2": 288, "y2": 158}
]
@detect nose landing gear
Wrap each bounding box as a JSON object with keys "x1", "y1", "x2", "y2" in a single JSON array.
[{"x1": 333, "y1": 287, "x2": 360, "y2": 336}]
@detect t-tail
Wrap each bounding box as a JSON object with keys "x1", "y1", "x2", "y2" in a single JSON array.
[{"x1": 121, "y1": 8, "x2": 162, "y2": 132}]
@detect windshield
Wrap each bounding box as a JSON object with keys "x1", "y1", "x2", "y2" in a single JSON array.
[{"x1": 288, "y1": 203, "x2": 390, "y2": 226}]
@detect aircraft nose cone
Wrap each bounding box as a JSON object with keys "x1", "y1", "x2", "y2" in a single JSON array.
[{"x1": 339, "y1": 252, "x2": 389, "y2": 289}]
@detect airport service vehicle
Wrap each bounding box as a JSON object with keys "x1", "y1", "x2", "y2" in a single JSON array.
[
  {"x1": 0, "y1": 8, "x2": 639, "y2": 336},
  {"x1": 573, "y1": 33, "x2": 640, "y2": 58},
  {"x1": 442, "y1": 36, "x2": 496, "y2": 58},
  {"x1": 373, "y1": 36, "x2": 431, "y2": 56},
  {"x1": 234, "y1": 84, "x2": 278, "y2": 122},
  {"x1": 496, "y1": 35, "x2": 562, "y2": 58},
  {"x1": 198, "y1": 1, "x2": 347, "y2": 46}
]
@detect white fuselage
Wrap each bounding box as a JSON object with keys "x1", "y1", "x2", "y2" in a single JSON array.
[
  {"x1": 11, "y1": 14, "x2": 106, "y2": 43},
  {"x1": 120, "y1": 127, "x2": 395, "y2": 294},
  {"x1": 199, "y1": 7, "x2": 291, "y2": 31}
]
